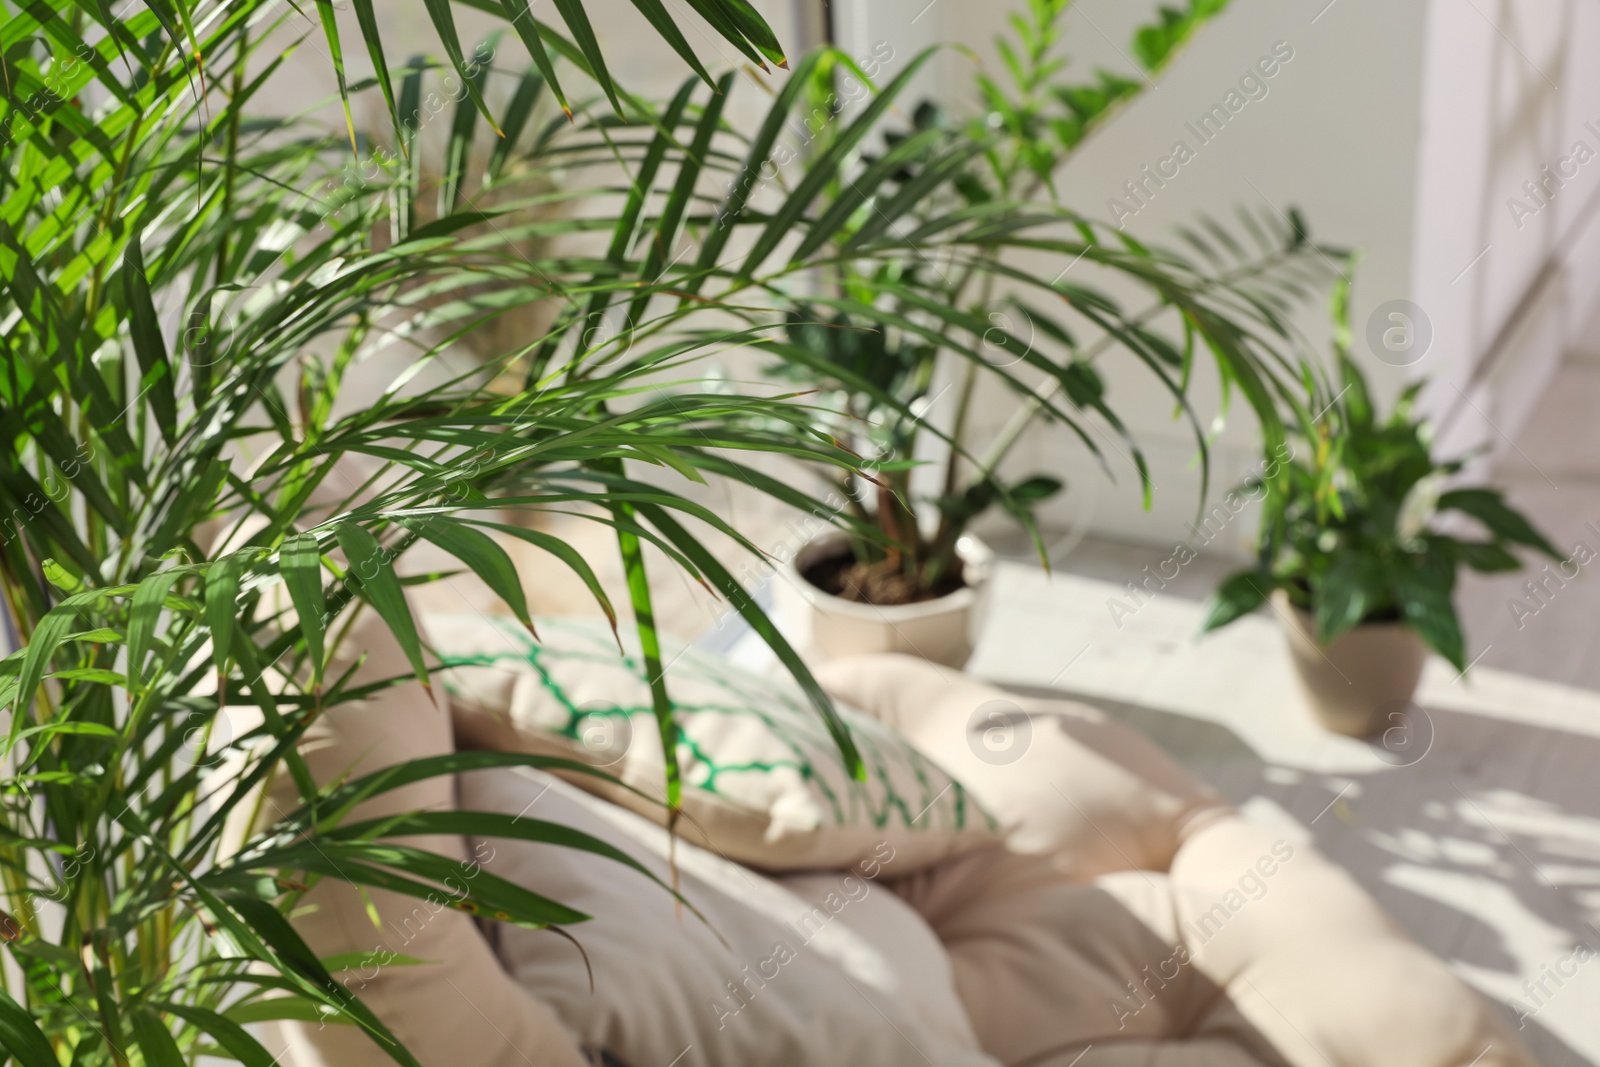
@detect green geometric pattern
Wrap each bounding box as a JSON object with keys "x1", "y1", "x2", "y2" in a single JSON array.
[{"x1": 438, "y1": 616, "x2": 996, "y2": 836}]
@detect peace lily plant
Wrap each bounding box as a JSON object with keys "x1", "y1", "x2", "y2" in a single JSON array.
[{"x1": 1201, "y1": 283, "x2": 1558, "y2": 732}]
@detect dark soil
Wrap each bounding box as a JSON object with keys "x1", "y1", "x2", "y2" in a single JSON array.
[{"x1": 801, "y1": 549, "x2": 966, "y2": 607}]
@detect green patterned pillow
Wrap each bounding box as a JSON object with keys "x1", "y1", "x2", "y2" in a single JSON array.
[{"x1": 433, "y1": 614, "x2": 998, "y2": 873}]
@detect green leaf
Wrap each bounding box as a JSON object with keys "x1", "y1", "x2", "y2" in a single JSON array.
[
  {"x1": 42, "y1": 559, "x2": 83, "y2": 594},
  {"x1": 13, "y1": 720, "x2": 119, "y2": 743},
  {"x1": 635, "y1": 504, "x2": 864, "y2": 779},
  {"x1": 0, "y1": 987, "x2": 57, "y2": 1067},
  {"x1": 420, "y1": 0, "x2": 503, "y2": 135},
  {"x1": 688, "y1": 50, "x2": 825, "y2": 286},
  {"x1": 676, "y1": 0, "x2": 772, "y2": 69},
  {"x1": 1438, "y1": 489, "x2": 1560, "y2": 558},
  {"x1": 66, "y1": 629, "x2": 124, "y2": 644},
  {"x1": 1007, "y1": 475, "x2": 1062, "y2": 502},
  {"x1": 327, "y1": 810, "x2": 698, "y2": 917},
  {"x1": 154, "y1": 1001, "x2": 305, "y2": 1067},
  {"x1": 275, "y1": 751, "x2": 638, "y2": 835},
  {"x1": 239, "y1": 841, "x2": 589, "y2": 928},
  {"x1": 130, "y1": 1009, "x2": 186, "y2": 1067},
  {"x1": 441, "y1": 45, "x2": 491, "y2": 216},
  {"x1": 1314, "y1": 554, "x2": 1372, "y2": 644},
  {"x1": 334, "y1": 522, "x2": 430, "y2": 693},
  {"x1": 350, "y1": 0, "x2": 403, "y2": 145},
  {"x1": 741, "y1": 48, "x2": 938, "y2": 274},
  {"x1": 611, "y1": 511, "x2": 680, "y2": 808},
  {"x1": 496, "y1": 0, "x2": 572, "y2": 118},
  {"x1": 472, "y1": 521, "x2": 617, "y2": 636},
  {"x1": 190, "y1": 888, "x2": 421, "y2": 1065},
  {"x1": 1201, "y1": 571, "x2": 1272, "y2": 632},
  {"x1": 400, "y1": 517, "x2": 533, "y2": 635},
  {"x1": 788, "y1": 126, "x2": 948, "y2": 265},
  {"x1": 127, "y1": 568, "x2": 186, "y2": 692},
  {"x1": 205, "y1": 555, "x2": 248, "y2": 697},
  {"x1": 1390, "y1": 559, "x2": 1465, "y2": 671},
  {"x1": 121, "y1": 231, "x2": 178, "y2": 442},
  {"x1": 706, "y1": 0, "x2": 786, "y2": 66},
  {"x1": 624, "y1": 0, "x2": 717, "y2": 89},
  {"x1": 548, "y1": 0, "x2": 621, "y2": 116},
  {"x1": 279, "y1": 534, "x2": 326, "y2": 690},
  {"x1": 225, "y1": 996, "x2": 356, "y2": 1027},
  {"x1": 313, "y1": 0, "x2": 360, "y2": 154},
  {"x1": 9, "y1": 602, "x2": 81, "y2": 742},
  {"x1": 602, "y1": 77, "x2": 697, "y2": 268},
  {"x1": 486, "y1": 69, "x2": 546, "y2": 182},
  {"x1": 626, "y1": 72, "x2": 735, "y2": 324},
  {"x1": 1452, "y1": 540, "x2": 1522, "y2": 573}
]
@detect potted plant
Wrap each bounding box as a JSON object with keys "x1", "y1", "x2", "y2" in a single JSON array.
[
  {"x1": 1201, "y1": 283, "x2": 1560, "y2": 735},
  {"x1": 0, "y1": 6, "x2": 891, "y2": 1063},
  {"x1": 760, "y1": 0, "x2": 1336, "y2": 665}
]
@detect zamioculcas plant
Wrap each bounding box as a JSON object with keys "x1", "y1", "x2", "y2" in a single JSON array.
[{"x1": 756, "y1": 0, "x2": 1335, "y2": 606}]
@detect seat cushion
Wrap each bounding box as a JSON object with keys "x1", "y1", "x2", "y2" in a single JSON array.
[
  {"x1": 896, "y1": 834, "x2": 1535, "y2": 1067},
  {"x1": 896, "y1": 846, "x2": 1288, "y2": 1066},
  {"x1": 435, "y1": 615, "x2": 998, "y2": 872},
  {"x1": 814, "y1": 653, "x2": 1229, "y2": 878},
  {"x1": 1169, "y1": 818, "x2": 1529, "y2": 1067},
  {"x1": 462, "y1": 765, "x2": 997, "y2": 1067}
]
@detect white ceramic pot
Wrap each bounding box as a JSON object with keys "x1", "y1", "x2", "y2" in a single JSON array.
[
  {"x1": 777, "y1": 531, "x2": 994, "y2": 668},
  {"x1": 1274, "y1": 591, "x2": 1428, "y2": 737}
]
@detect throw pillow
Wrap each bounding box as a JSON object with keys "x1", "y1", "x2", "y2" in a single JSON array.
[{"x1": 432, "y1": 614, "x2": 997, "y2": 873}]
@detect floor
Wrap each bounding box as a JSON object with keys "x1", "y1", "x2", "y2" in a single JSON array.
[{"x1": 1453, "y1": 346, "x2": 1600, "y2": 693}]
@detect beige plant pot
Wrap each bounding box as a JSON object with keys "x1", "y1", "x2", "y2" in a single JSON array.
[
  {"x1": 777, "y1": 531, "x2": 994, "y2": 668},
  {"x1": 1274, "y1": 590, "x2": 1428, "y2": 737}
]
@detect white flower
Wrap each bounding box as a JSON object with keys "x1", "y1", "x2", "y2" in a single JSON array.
[{"x1": 1397, "y1": 473, "x2": 1444, "y2": 541}]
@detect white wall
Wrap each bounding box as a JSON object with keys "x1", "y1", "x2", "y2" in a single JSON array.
[{"x1": 1412, "y1": 0, "x2": 1600, "y2": 472}]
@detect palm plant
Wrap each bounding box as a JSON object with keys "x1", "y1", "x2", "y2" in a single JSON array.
[
  {"x1": 765, "y1": 0, "x2": 1336, "y2": 601},
  {"x1": 0, "y1": 3, "x2": 868, "y2": 1065}
]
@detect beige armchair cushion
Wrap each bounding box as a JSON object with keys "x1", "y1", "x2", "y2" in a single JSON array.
[
  {"x1": 249, "y1": 603, "x2": 591, "y2": 1067},
  {"x1": 814, "y1": 653, "x2": 1229, "y2": 878}
]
